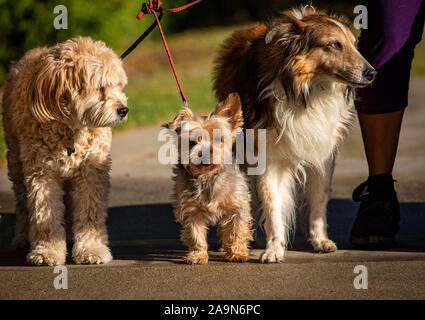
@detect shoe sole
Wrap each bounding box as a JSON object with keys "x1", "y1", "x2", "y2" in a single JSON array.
[{"x1": 350, "y1": 235, "x2": 395, "y2": 247}]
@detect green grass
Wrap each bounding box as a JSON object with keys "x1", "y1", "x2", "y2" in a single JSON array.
[
  {"x1": 119, "y1": 71, "x2": 216, "y2": 130},
  {"x1": 1, "y1": 24, "x2": 425, "y2": 165}
]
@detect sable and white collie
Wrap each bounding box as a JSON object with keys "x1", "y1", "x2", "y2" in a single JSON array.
[{"x1": 213, "y1": 6, "x2": 376, "y2": 263}]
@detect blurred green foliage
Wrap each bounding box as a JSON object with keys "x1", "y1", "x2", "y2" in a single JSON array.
[{"x1": 0, "y1": 0, "x2": 153, "y2": 84}]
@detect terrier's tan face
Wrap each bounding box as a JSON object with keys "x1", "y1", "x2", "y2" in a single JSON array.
[{"x1": 165, "y1": 93, "x2": 243, "y2": 177}]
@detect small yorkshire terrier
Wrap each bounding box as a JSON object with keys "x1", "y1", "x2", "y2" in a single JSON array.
[{"x1": 164, "y1": 93, "x2": 253, "y2": 264}]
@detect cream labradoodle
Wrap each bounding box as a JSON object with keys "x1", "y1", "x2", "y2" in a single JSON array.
[{"x1": 2, "y1": 37, "x2": 129, "y2": 266}]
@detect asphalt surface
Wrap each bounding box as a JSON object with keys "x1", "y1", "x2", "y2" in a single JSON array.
[{"x1": 0, "y1": 78, "x2": 425, "y2": 300}]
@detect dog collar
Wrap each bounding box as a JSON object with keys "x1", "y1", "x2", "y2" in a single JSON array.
[
  {"x1": 64, "y1": 136, "x2": 75, "y2": 156},
  {"x1": 66, "y1": 147, "x2": 76, "y2": 156}
]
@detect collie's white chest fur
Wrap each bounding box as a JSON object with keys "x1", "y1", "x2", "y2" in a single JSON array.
[
  {"x1": 253, "y1": 78, "x2": 355, "y2": 263},
  {"x1": 261, "y1": 79, "x2": 354, "y2": 174}
]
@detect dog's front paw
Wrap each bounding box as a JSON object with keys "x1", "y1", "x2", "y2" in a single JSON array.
[
  {"x1": 27, "y1": 246, "x2": 66, "y2": 266},
  {"x1": 72, "y1": 244, "x2": 113, "y2": 265},
  {"x1": 260, "y1": 250, "x2": 285, "y2": 263},
  {"x1": 312, "y1": 239, "x2": 337, "y2": 253},
  {"x1": 226, "y1": 247, "x2": 250, "y2": 263},
  {"x1": 260, "y1": 240, "x2": 285, "y2": 263},
  {"x1": 185, "y1": 251, "x2": 208, "y2": 264}
]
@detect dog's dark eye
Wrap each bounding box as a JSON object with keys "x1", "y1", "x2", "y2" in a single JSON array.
[{"x1": 329, "y1": 41, "x2": 342, "y2": 50}]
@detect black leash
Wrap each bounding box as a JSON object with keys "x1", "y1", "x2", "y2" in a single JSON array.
[{"x1": 120, "y1": 11, "x2": 163, "y2": 60}]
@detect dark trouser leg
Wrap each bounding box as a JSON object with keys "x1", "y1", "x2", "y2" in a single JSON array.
[{"x1": 351, "y1": 0, "x2": 424, "y2": 246}]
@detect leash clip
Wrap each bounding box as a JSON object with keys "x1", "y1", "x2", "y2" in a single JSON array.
[{"x1": 137, "y1": 0, "x2": 163, "y2": 19}]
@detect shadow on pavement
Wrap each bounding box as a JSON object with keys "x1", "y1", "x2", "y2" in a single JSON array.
[{"x1": 0, "y1": 199, "x2": 424, "y2": 265}]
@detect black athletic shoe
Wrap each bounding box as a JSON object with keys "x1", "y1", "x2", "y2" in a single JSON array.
[{"x1": 350, "y1": 173, "x2": 400, "y2": 247}]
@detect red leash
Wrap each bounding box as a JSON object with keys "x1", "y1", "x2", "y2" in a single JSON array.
[
  {"x1": 136, "y1": 0, "x2": 202, "y2": 19},
  {"x1": 122, "y1": 0, "x2": 202, "y2": 108}
]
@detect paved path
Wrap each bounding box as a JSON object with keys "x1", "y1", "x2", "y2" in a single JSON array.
[{"x1": 1, "y1": 78, "x2": 425, "y2": 300}]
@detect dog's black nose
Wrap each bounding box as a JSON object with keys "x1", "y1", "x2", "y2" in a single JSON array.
[
  {"x1": 363, "y1": 67, "x2": 377, "y2": 82},
  {"x1": 117, "y1": 104, "x2": 129, "y2": 118}
]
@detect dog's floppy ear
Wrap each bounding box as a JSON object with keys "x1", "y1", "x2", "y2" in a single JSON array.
[
  {"x1": 265, "y1": 11, "x2": 307, "y2": 45},
  {"x1": 163, "y1": 107, "x2": 194, "y2": 131},
  {"x1": 27, "y1": 53, "x2": 73, "y2": 123},
  {"x1": 214, "y1": 92, "x2": 243, "y2": 131}
]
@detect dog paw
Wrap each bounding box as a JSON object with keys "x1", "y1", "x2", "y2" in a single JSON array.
[
  {"x1": 72, "y1": 244, "x2": 113, "y2": 265},
  {"x1": 226, "y1": 248, "x2": 250, "y2": 263},
  {"x1": 184, "y1": 251, "x2": 208, "y2": 264},
  {"x1": 260, "y1": 250, "x2": 285, "y2": 263},
  {"x1": 312, "y1": 239, "x2": 337, "y2": 253},
  {"x1": 27, "y1": 247, "x2": 66, "y2": 266}
]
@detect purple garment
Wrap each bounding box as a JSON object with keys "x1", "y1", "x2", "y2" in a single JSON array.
[{"x1": 356, "y1": 0, "x2": 425, "y2": 114}]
